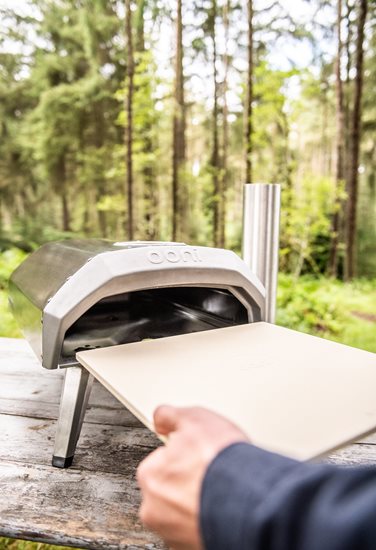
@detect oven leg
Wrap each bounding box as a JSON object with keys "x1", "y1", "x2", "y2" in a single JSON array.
[{"x1": 52, "y1": 366, "x2": 94, "y2": 468}]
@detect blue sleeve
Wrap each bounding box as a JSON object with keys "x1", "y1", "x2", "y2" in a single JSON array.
[{"x1": 200, "y1": 442, "x2": 376, "y2": 550}]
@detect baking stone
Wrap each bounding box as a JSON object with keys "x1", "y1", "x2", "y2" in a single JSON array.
[{"x1": 77, "y1": 322, "x2": 376, "y2": 461}]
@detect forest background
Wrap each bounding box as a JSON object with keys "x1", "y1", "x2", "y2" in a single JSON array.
[{"x1": 0, "y1": 0, "x2": 375, "y2": 547}]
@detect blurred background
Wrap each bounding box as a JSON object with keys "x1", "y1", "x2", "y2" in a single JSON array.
[{"x1": 0, "y1": 0, "x2": 375, "y2": 546}]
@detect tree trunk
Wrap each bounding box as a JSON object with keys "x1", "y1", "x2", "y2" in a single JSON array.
[
  {"x1": 328, "y1": 0, "x2": 345, "y2": 277},
  {"x1": 345, "y1": 0, "x2": 367, "y2": 280},
  {"x1": 211, "y1": 0, "x2": 220, "y2": 247},
  {"x1": 136, "y1": 0, "x2": 158, "y2": 240},
  {"x1": 172, "y1": 0, "x2": 186, "y2": 242},
  {"x1": 62, "y1": 192, "x2": 70, "y2": 233},
  {"x1": 125, "y1": 0, "x2": 134, "y2": 240},
  {"x1": 321, "y1": 75, "x2": 330, "y2": 175},
  {"x1": 338, "y1": 0, "x2": 354, "y2": 277},
  {"x1": 135, "y1": 0, "x2": 146, "y2": 52},
  {"x1": 219, "y1": 0, "x2": 231, "y2": 249},
  {"x1": 93, "y1": 101, "x2": 108, "y2": 238},
  {"x1": 344, "y1": 0, "x2": 353, "y2": 185},
  {"x1": 55, "y1": 154, "x2": 70, "y2": 232},
  {"x1": 244, "y1": 0, "x2": 253, "y2": 184}
]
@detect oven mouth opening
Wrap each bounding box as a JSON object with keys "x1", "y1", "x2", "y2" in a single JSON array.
[{"x1": 62, "y1": 286, "x2": 248, "y2": 358}]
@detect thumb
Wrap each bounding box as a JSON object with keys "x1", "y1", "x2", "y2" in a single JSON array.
[{"x1": 153, "y1": 404, "x2": 182, "y2": 436}]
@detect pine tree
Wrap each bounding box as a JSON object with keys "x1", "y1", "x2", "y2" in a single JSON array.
[
  {"x1": 172, "y1": 0, "x2": 186, "y2": 242},
  {"x1": 244, "y1": 0, "x2": 254, "y2": 185},
  {"x1": 328, "y1": 0, "x2": 345, "y2": 277},
  {"x1": 345, "y1": 0, "x2": 368, "y2": 279},
  {"x1": 125, "y1": 0, "x2": 135, "y2": 239}
]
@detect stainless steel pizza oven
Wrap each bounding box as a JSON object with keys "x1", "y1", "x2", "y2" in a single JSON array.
[
  {"x1": 9, "y1": 183, "x2": 280, "y2": 468},
  {"x1": 10, "y1": 240, "x2": 265, "y2": 368},
  {"x1": 9, "y1": 238, "x2": 267, "y2": 467}
]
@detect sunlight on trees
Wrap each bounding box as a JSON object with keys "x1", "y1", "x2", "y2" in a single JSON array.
[{"x1": 0, "y1": 0, "x2": 374, "y2": 278}]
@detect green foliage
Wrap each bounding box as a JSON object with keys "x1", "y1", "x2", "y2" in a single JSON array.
[
  {"x1": 0, "y1": 289, "x2": 21, "y2": 338},
  {"x1": 357, "y1": 171, "x2": 376, "y2": 278},
  {"x1": 280, "y1": 175, "x2": 338, "y2": 276},
  {"x1": 1, "y1": 0, "x2": 125, "y2": 241},
  {"x1": 0, "y1": 248, "x2": 26, "y2": 288},
  {"x1": 116, "y1": 46, "x2": 165, "y2": 239},
  {"x1": 0, "y1": 539, "x2": 79, "y2": 550},
  {"x1": 277, "y1": 273, "x2": 344, "y2": 335},
  {"x1": 0, "y1": 1, "x2": 375, "y2": 269},
  {"x1": 0, "y1": 249, "x2": 26, "y2": 337},
  {"x1": 277, "y1": 274, "x2": 376, "y2": 353},
  {"x1": 252, "y1": 63, "x2": 298, "y2": 184}
]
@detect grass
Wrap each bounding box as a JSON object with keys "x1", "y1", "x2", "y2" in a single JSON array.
[
  {"x1": 317, "y1": 279, "x2": 376, "y2": 352},
  {"x1": 0, "y1": 249, "x2": 24, "y2": 338},
  {"x1": 0, "y1": 541, "x2": 79, "y2": 550},
  {"x1": 0, "y1": 290, "x2": 22, "y2": 338},
  {"x1": 0, "y1": 251, "x2": 375, "y2": 549},
  {"x1": 277, "y1": 274, "x2": 376, "y2": 353}
]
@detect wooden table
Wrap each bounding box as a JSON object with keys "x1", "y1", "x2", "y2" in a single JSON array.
[
  {"x1": 0, "y1": 338, "x2": 165, "y2": 549},
  {"x1": 1, "y1": 337, "x2": 376, "y2": 549}
]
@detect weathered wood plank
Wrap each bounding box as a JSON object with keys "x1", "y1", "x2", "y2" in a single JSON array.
[
  {"x1": 0, "y1": 337, "x2": 143, "y2": 427},
  {"x1": 0, "y1": 369, "x2": 125, "y2": 410},
  {"x1": 0, "y1": 413, "x2": 160, "y2": 475},
  {"x1": 0, "y1": 397, "x2": 143, "y2": 427},
  {"x1": 0, "y1": 338, "x2": 164, "y2": 548},
  {"x1": 327, "y1": 443, "x2": 376, "y2": 466},
  {"x1": 0, "y1": 337, "x2": 40, "y2": 357},
  {"x1": 0, "y1": 460, "x2": 165, "y2": 550}
]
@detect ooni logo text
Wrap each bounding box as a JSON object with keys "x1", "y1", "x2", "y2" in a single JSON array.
[{"x1": 147, "y1": 248, "x2": 203, "y2": 264}]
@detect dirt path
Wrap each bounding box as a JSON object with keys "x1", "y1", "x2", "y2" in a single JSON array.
[{"x1": 351, "y1": 311, "x2": 376, "y2": 323}]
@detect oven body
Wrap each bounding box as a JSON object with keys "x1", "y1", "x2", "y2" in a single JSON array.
[{"x1": 9, "y1": 240, "x2": 266, "y2": 467}]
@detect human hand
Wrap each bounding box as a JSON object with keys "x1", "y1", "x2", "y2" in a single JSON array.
[{"x1": 137, "y1": 405, "x2": 249, "y2": 549}]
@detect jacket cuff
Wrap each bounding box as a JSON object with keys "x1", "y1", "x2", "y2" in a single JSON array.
[{"x1": 200, "y1": 442, "x2": 300, "y2": 550}]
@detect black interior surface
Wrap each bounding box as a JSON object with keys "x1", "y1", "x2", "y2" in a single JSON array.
[{"x1": 62, "y1": 287, "x2": 248, "y2": 357}]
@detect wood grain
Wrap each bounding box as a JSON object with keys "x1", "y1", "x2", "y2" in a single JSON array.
[
  {"x1": 0, "y1": 460, "x2": 165, "y2": 549},
  {"x1": 0, "y1": 338, "x2": 163, "y2": 549},
  {"x1": 0, "y1": 338, "x2": 143, "y2": 427}
]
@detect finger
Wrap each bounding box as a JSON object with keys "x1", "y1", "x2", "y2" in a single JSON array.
[
  {"x1": 154, "y1": 405, "x2": 219, "y2": 436},
  {"x1": 153, "y1": 404, "x2": 183, "y2": 435},
  {"x1": 137, "y1": 446, "x2": 166, "y2": 488}
]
